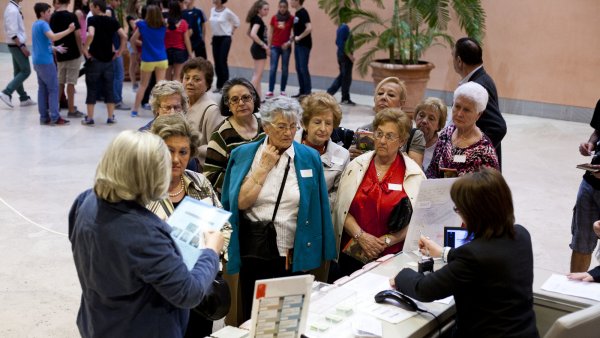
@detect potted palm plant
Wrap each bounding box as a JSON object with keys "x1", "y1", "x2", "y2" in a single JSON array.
[{"x1": 318, "y1": 0, "x2": 486, "y2": 113}]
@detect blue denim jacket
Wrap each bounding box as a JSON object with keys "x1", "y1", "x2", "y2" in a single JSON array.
[{"x1": 68, "y1": 190, "x2": 219, "y2": 338}]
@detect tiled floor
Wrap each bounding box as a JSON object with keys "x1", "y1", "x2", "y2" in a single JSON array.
[{"x1": 0, "y1": 51, "x2": 595, "y2": 336}]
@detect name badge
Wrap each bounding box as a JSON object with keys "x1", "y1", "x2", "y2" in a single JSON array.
[
  {"x1": 300, "y1": 169, "x2": 313, "y2": 178},
  {"x1": 453, "y1": 154, "x2": 467, "y2": 163},
  {"x1": 388, "y1": 183, "x2": 403, "y2": 191},
  {"x1": 332, "y1": 156, "x2": 344, "y2": 165}
]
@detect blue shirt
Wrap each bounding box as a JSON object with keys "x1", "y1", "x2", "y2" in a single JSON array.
[
  {"x1": 68, "y1": 190, "x2": 220, "y2": 338},
  {"x1": 335, "y1": 23, "x2": 350, "y2": 58},
  {"x1": 137, "y1": 20, "x2": 167, "y2": 62},
  {"x1": 32, "y1": 20, "x2": 53, "y2": 65}
]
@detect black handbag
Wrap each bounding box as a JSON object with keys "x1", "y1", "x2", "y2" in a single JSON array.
[
  {"x1": 192, "y1": 272, "x2": 231, "y2": 321},
  {"x1": 387, "y1": 196, "x2": 413, "y2": 233},
  {"x1": 239, "y1": 157, "x2": 291, "y2": 260}
]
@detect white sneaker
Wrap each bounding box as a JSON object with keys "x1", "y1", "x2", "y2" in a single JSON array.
[
  {"x1": 20, "y1": 98, "x2": 36, "y2": 107},
  {"x1": 0, "y1": 92, "x2": 13, "y2": 108}
]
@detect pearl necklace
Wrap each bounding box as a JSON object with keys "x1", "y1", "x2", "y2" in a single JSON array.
[{"x1": 168, "y1": 176, "x2": 185, "y2": 197}]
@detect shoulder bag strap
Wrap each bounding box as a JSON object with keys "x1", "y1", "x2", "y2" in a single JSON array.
[
  {"x1": 199, "y1": 103, "x2": 217, "y2": 131},
  {"x1": 271, "y1": 156, "x2": 291, "y2": 222},
  {"x1": 405, "y1": 127, "x2": 416, "y2": 153}
]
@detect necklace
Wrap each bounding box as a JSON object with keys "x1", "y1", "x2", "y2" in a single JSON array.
[
  {"x1": 168, "y1": 176, "x2": 185, "y2": 197},
  {"x1": 375, "y1": 164, "x2": 390, "y2": 180}
]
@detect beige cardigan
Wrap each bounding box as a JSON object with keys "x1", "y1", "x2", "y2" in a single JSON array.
[{"x1": 332, "y1": 151, "x2": 426, "y2": 257}]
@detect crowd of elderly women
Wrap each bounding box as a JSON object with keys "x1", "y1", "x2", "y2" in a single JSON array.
[{"x1": 69, "y1": 55, "x2": 514, "y2": 337}]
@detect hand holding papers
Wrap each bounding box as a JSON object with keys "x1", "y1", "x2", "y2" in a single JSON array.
[
  {"x1": 167, "y1": 196, "x2": 231, "y2": 270},
  {"x1": 404, "y1": 179, "x2": 462, "y2": 253}
]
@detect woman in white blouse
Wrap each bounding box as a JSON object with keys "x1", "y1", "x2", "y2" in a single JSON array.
[{"x1": 209, "y1": 0, "x2": 240, "y2": 92}]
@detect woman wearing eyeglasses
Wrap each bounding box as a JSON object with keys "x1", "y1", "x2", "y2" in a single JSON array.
[
  {"x1": 333, "y1": 108, "x2": 426, "y2": 278},
  {"x1": 138, "y1": 80, "x2": 189, "y2": 131},
  {"x1": 221, "y1": 96, "x2": 337, "y2": 321},
  {"x1": 204, "y1": 78, "x2": 265, "y2": 193}
]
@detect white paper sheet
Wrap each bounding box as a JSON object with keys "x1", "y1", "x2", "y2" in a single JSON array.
[
  {"x1": 167, "y1": 196, "x2": 231, "y2": 270},
  {"x1": 404, "y1": 178, "x2": 462, "y2": 252},
  {"x1": 541, "y1": 273, "x2": 600, "y2": 302}
]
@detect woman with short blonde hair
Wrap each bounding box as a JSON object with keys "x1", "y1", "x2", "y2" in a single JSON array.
[
  {"x1": 70, "y1": 130, "x2": 224, "y2": 337},
  {"x1": 414, "y1": 97, "x2": 448, "y2": 169},
  {"x1": 94, "y1": 130, "x2": 170, "y2": 205}
]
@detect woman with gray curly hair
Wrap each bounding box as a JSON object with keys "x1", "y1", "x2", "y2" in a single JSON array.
[
  {"x1": 147, "y1": 113, "x2": 232, "y2": 337},
  {"x1": 139, "y1": 80, "x2": 190, "y2": 131},
  {"x1": 221, "y1": 96, "x2": 337, "y2": 321},
  {"x1": 426, "y1": 82, "x2": 499, "y2": 178}
]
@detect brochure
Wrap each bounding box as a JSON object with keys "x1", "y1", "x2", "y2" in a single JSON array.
[{"x1": 167, "y1": 196, "x2": 231, "y2": 270}]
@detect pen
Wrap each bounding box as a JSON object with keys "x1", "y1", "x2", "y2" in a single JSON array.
[{"x1": 420, "y1": 230, "x2": 430, "y2": 257}]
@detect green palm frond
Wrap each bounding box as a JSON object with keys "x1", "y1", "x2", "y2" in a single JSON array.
[{"x1": 318, "y1": 0, "x2": 486, "y2": 75}]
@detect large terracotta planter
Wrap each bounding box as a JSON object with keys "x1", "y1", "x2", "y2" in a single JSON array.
[{"x1": 370, "y1": 60, "x2": 435, "y2": 118}]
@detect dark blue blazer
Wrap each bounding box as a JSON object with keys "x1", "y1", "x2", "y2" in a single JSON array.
[
  {"x1": 222, "y1": 140, "x2": 337, "y2": 274},
  {"x1": 395, "y1": 224, "x2": 539, "y2": 338},
  {"x1": 470, "y1": 66, "x2": 507, "y2": 148}
]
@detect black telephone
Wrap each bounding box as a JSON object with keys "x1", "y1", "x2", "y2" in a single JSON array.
[{"x1": 374, "y1": 290, "x2": 420, "y2": 312}]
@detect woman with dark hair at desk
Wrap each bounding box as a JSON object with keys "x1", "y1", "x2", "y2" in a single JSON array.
[{"x1": 392, "y1": 168, "x2": 539, "y2": 338}]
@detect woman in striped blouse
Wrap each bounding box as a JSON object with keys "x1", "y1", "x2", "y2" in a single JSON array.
[{"x1": 203, "y1": 78, "x2": 265, "y2": 193}]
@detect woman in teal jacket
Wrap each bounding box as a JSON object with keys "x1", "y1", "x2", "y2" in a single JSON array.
[{"x1": 221, "y1": 96, "x2": 336, "y2": 321}]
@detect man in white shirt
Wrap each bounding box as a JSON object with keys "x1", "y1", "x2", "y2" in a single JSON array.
[{"x1": 1, "y1": 0, "x2": 36, "y2": 108}]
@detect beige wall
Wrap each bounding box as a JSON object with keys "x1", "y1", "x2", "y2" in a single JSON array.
[{"x1": 2, "y1": 0, "x2": 599, "y2": 109}]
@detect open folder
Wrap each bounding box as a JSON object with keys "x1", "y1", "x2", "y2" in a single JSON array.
[{"x1": 167, "y1": 196, "x2": 231, "y2": 270}]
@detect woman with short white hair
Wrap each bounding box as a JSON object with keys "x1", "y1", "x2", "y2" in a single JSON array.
[
  {"x1": 221, "y1": 96, "x2": 337, "y2": 321},
  {"x1": 426, "y1": 82, "x2": 499, "y2": 178},
  {"x1": 68, "y1": 130, "x2": 224, "y2": 337}
]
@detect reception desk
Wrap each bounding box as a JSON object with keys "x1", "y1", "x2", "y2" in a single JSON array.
[
  {"x1": 212, "y1": 252, "x2": 598, "y2": 338},
  {"x1": 532, "y1": 267, "x2": 599, "y2": 336}
]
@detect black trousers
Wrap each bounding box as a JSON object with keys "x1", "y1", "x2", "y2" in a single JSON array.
[
  {"x1": 193, "y1": 40, "x2": 207, "y2": 60},
  {"x1": 212, "y1": 36, "x2": 232, "y2": 90},
  {"x1": 239, "y1": 256, "x2": 306, "y2": 322},
  {"x1": 327, "y1": 54, "x2": 353, "y2": 101},
  {"x1": 184, "y1": 309, "x2": 213, "y2": 338}
]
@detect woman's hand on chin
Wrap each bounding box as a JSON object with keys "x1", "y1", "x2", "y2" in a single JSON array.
[
  {"x1": 259, "y1": 145, "x2": 281, "y2": 171},
  {"x1": 357, "y1": 232, "x2": 386, "y2": 260}
]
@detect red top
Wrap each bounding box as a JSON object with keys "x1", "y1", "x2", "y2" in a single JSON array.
[
  {"x1": 343, "y1": 155, "x2": 408, "y2": 256},
  {"x1": 165, "y1": 19, "x2": 188, "y2": 50},
  {"x1": 270, "y1": 14, "x2": 294, "y2": 47}
]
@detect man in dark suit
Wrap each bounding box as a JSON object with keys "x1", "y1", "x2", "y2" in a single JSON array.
[{"x1": 452, "y1": 37, "x2": 506, "y2": 168}]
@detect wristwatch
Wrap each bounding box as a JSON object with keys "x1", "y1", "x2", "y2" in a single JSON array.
[{"x1": 384, "y1": 235, "x2": 392, "y2": 247}]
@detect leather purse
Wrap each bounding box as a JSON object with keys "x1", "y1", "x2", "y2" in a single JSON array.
[
  {"x1": 387, "y1": 196, "x2": 413, "y2": 233},
  {"x1": 239, "y1": 157, "x2": 291, "y2": 261},
  {"x1": 192, "y1": 272, "x2": 231, "y2": 321}
]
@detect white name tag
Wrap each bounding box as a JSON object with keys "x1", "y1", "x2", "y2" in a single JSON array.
[
  {"x1": 388, "y1": 183, "x2": 403, "y2": 191},
  {"x1": 331, "y1": 156, "x2": 344, "y2": 165},
  {"x1": 300, "y1": 169, "x2": 313, "y2": 178},
  {"x1": 453, "y1": 154, "x2": 467, "y2": 163}
]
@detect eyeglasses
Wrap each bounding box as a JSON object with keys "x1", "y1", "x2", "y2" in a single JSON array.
[
  {"x1": 374, "y1": 130, "x2": 400, "y2": 142},
  {"x1": 270, "y1": 122, "x2": 299, "y2": 133},
  {"x1": 159, "y1": 104, "x2": 183, "y2": 113},
  {"x1": 453, "y1": 206, "x2": 460, "y2": 214},
  {"x1": 228, "y1": 94, "x2": 254, "y2": 106}
]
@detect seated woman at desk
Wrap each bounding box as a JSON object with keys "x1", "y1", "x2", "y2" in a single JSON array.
[
  {"x1": 569, "y1": 220, "x2": 600, "y2": 282},
  {"x1": 392, "y1": 168, "x2": 539, "y2": 338},
  {"x1": 334, "y1": 108, "x2": 426, "y2": 278}
]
